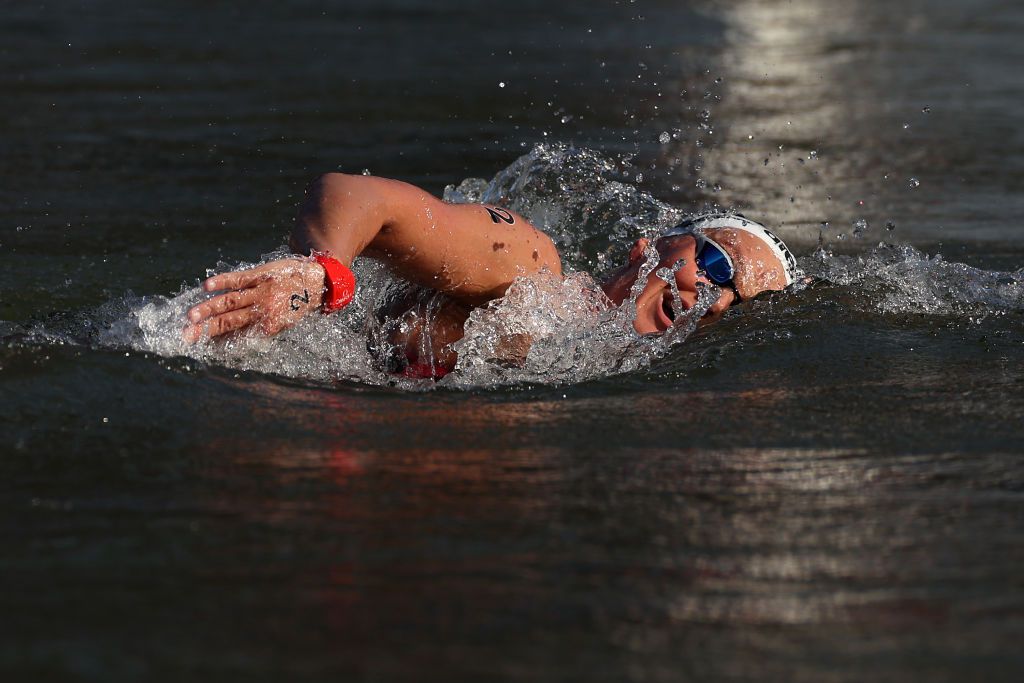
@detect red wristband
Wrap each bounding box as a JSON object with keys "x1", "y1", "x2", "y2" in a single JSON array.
[{"x1": 311, "y1": 252, "x2": 356, "y2": 314}]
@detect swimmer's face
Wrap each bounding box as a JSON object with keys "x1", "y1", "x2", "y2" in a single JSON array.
[
  {"x1": 626, "y1": 235, "x2": 734, "y2": 335},
  {"x1": 602, "y1": 229, "x2": 789, "y2": 335}
]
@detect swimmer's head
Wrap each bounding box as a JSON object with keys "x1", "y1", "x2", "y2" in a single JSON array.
[
  {"x1": 660, "y1": 214, "x2": 799, "y2": 300},
  {"x1": 600, "y1": 213, "x2": 800, "y2": 334}
]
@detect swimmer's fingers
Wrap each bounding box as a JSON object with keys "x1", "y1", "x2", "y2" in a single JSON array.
[
  {"x1": 186, "y1": 287, "x2": 260, "y2": 325},
  {"x1": 183, "y1": 307, "x2": 257, "y2": 343},
  {"x1": 185, "y1": 258, "x2": 323, "y2": 344},
  {"x1": 202, "y1": 262, "x2": 280, "y2": 293}
]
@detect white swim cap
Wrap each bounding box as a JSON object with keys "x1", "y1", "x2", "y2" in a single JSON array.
[{"x1": 661, "y1": 213, "x2": 799, "y2": 286}]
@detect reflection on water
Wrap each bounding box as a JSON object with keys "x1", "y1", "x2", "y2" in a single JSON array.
[
  {"x1": 692, "y1": 0, "x2": 866, "y2": 241},
  {"x1": 667, "y1": 0, "x2": 1017, "y2": 249},
  {"x1": 160, "y1": 368, "x2": 1024, "y2": 680}
]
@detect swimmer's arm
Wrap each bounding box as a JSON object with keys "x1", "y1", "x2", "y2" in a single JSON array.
[
  {"x1": 185, "y1": 173, "x2": 561, "y2": 342},
  {"x1": 290, "y1": 173, "x2": 562, "y2": 304}
]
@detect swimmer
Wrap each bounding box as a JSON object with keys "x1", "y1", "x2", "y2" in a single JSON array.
[{"x1": 183, "y1": 173, "x2": 799, "y2": 377}]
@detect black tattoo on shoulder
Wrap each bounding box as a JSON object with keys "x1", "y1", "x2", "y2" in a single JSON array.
[
  {"x1": 485, "y1": 207, "x2": 515, "y2": 224},
  {"x1": 290, "y1": 289, "x2": 310, "y2": 310}
]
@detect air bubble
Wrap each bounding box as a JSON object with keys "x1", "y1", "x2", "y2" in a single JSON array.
[
  {"x1": 658, "y1": 132, "x2": 671, "y2": 144},
  {"x1": 909, "y1": 177, "x2": 921, "y2": 188}
]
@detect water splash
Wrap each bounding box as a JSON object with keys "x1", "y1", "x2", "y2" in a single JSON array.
[
  {"x1": 14, "y1": 144, "x2": 1023, "y2": 389},
  {"x1": 443, "y1": 143, "x2": 685, "y2": 273},
  {"x1": 18, "y1": 145, "x2": 705, "y2": 388},
  {"x1": 805, "y1": 243, "x2": 1024, "y2": 315},
  {"x1": 82, "y1": 254, "x2": 399, "y2": 385}
]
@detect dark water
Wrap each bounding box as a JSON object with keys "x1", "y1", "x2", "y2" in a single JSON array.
[{"x1": 3, "y1": 1, "x2": 1024, "y2": 681}]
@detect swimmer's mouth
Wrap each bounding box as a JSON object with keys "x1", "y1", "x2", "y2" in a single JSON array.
[{"x1": 662, "y1": 293, "x2": 676, "y2": 322}]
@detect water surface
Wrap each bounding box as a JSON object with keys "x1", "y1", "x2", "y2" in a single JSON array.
[{"x1": 2, "y1": 1, "x2": 1024, "y2": 681}]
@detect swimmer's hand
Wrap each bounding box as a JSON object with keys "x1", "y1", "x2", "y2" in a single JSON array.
[{"x1": 183, "y1": 258, "x2": 325, "y2": 343}]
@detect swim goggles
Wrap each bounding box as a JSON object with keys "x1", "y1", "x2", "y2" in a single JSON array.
[
  {"x1": 660, "y1": 217, "x2": 737, "y2": 289},
  {"x1": 660, "y1": 213, "x2": 799, "y2": 288}
]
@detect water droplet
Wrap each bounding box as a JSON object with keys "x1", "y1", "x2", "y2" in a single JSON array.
[
  {"x1": 902, "y1": 122, "x2": 910, "y2": 130},
  {"x1": 852, "y1": 219, "x2": 868, "y2": 237},
  {"x1": 361, "y1": 168, "x2": 371, "y2": 176},
  {"x1": 635, "y1": 173, "x2": 644, "y2": 183},
  {"x1": 712, "y1": 183, "x2": 722, "y2": 193},
  {"x1": 885, "y1": 220, "x2": 896, "y2": 231},
  {"x1": 695, "y1": 179, "x2": 707, "y2": 189},
  {"x1": 658, "y1": 131, "x2": 671, "y2": 144},
  {"x1": 820, "y1": 221, "x2": 830, "y2": 231},
  {"x1": 809, "y1": 150, "x2": 818, "y2": 160},
  {"x1": 498, "y1": 81, "x2": 506, "y2": 88},
  {"x1": 922, "y1": 106, "x2": 931, "y2": 113},
  {"x1": 909, "y1": 177, "x2": 920, "y2": 188}
]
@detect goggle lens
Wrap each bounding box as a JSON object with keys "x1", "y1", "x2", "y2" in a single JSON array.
[{"x1": 697, "y1": 240, "x2": 735, "y2": 285}]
